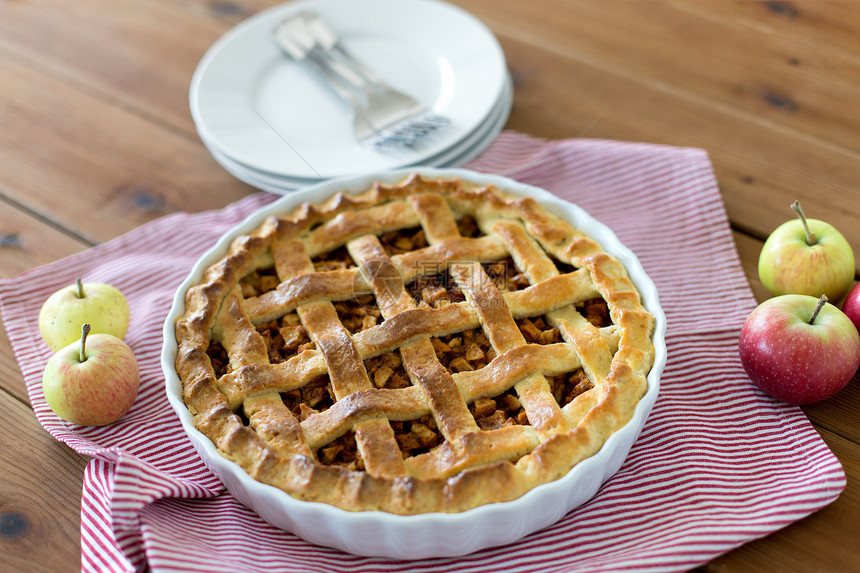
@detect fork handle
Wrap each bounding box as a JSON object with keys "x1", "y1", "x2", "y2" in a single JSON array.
[
  {"x1": 305, "y1": 51, "x2": 380, "y2": 136},
  {"x1": 273, "y1": 22, "x2": 361, "y2": 104},
  {"x1": 312, "y1": 47, "x2": 374, "y2": 96},
  {"x1": 306, "y1": 53, "x2": 357, "y2": 104},
  {"x1": 274, "y1": 34, "x2": 377, "y2": 135},
  {"x1": 331, "y1": 44, "x2": 388, "y2": 91},
  {"x1": 301, "y1": 11, "x2": 389, "y2": 91}
]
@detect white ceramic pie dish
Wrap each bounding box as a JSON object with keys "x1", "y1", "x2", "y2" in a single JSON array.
[{"x1": 161, "y1": 168, "x2": 667, "y2": 559}]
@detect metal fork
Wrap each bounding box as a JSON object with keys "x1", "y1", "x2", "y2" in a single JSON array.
[
  {"x1": 273, "y1": 19, "x2": 379, "y2": 142},
  {"x1": 273, "y1": 12, "x2": 448, "y2": 150}
]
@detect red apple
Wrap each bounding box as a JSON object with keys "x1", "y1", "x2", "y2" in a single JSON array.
[
  {"x1": 738, "y1": 294, "x2": 860, "y2": 405},
  {"x1": 42, "y1": 324, "x2": 140, "y2": 426},
  {"x1": 843, "y1": 282, "x2": 860, "y2": 334}
]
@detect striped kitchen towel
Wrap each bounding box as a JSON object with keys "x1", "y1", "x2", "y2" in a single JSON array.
[{"x1": 0, "y1": 132, "x2": 845, "y2": 572}]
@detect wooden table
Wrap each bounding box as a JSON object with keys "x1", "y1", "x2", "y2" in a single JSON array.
[{"x1": 2, "y1": 1, "x2": 859, "y2": 571}]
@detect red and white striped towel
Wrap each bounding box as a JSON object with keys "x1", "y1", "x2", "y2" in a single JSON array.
[{"x1": 0, "y1": 132, "x2": 844, "y2": 572}]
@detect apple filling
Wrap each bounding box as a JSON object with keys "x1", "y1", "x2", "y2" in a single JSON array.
[
  {"x1": 577, "y1": 298, "x2": 612, "y2": 328},
  {"x1": 316, "y1": 415, "x2": 443, "y2": 469},
  {"x1": 334, "y1": 296, "x2": 382, "y2": 334},
  {"x1": 549, "y1": 255, "x2": 578, "y2": 275},
  {"x1": 391, "y1": 415, "x2": 442, "y2": 458},
  {"x1": 408, "y1": 270, "x2": 466, "y2": 309},
  {"x1": 484, "y1": 257, "x2": 532, "y2": 292},
  {"x1": 217, "y1": 223, "x2": 608, "y2": 469},
  {"x1": 206, "y1": 312, "x2": 318, "y2": 377},
  {"x1": 380, "y1": 226, "x2": 429, "y2": 256},
  {"x1": 282, "y1": 374, "x2": 334, "y2": 421},
  {"x1": 364, "y1": 350, "x2": 411, "y2": 390},
  {"x1": 470, "y1": 392, "x2": 529, "y2": 430},
  {"x1": 433, "y1": 328, "x2": 495, "y2": 374},
  {"x1": 312, "y1": 245, "x2": 356, "y2": 272},
  {"x1": 314, "y1": 419, "x2": 443, "y2": 469},
  {"x1": 317, "y1": 287, "x2": 439, "y2": 466},
  {"x1": 518, "y1": 315, "x2": 595, "y2": 407},
  {"x1": 317, "y1": 430, "x2": 363, "y2": 469},
  {"x1": 433, "y1": 327, "x2": 528, "y2": 430},
  {"x1": 456, "y1": 214, "x2": 482, "y2": 238},
  {"x1": 239, "y1": 266, "x2": 280, "y2": 298},
  {"x1": 407, "y1": 257, "x2": 531, "y2": 310},
  {"x1": 206, "y1": 341, "x2": 230, "y2": 379},
  {"x1": 258, "y1": 313, "x2": 317, "y2": 364}
]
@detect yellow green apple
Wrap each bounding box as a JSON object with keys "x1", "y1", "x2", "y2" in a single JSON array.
[
  {"x1": 42, "y1": 324, "x2": 140, "y2": 426},
  {"x1": 38, "y1": 279, "x2": 130, "y2": 351},
  {"x1": 758, "y1": 201, "x2": 854, "y2": 302}
]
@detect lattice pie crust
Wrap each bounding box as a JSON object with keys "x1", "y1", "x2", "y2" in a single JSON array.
[{"x1": 175, "y1": 174, "x2": 655, "y2": 514}]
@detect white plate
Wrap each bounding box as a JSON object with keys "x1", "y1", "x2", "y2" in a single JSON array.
[
  {"x1": 161, "y1": 168, "x2": 667, "y2": 559},
  {"x1": 202, "y1": 73, "x2": 513, "y2": 193},
  {"x1": 191, "y1": 0, "x2": 507, "y2": 179}
]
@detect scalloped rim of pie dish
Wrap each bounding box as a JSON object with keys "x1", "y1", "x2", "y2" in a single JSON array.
[{"x1": 162, "y1": 168, "x2": 666, "y2": 558}]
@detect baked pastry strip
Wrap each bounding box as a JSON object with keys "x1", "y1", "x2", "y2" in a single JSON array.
[
  {"x1": 347, "y1": 219, "x2": 541, "y2": 479},
  {"x1": 346, "y1": 235, "x2": 479, "y2": 442},
  {"x1": 450, "y1": 262, "x2": 571, "y2": 440},
  {"x1": 303, "y1": 200, "x2": 420, "y2": 259},
  {"x1": 473, "y1": 219, "x2": 590, "y2": 439},
  {"x1": 242, "y1": 235, "x2": 508, "y2": 324},
  {"x1": 271, "y1": 239, "x2": 408, "y2": 478}
]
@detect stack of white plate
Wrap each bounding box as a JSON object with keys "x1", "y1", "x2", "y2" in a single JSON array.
[{"x1": 190, "y1": 0, "x2": 512, "y2": 194}]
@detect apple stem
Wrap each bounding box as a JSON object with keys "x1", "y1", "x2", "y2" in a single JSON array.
[
  {"x1": 75, "y1": 278, "x2": 85, "y2": 299},
  {"x1": 790, "y1": 201, "x2": 817, "y2": 246},
  {"x1": 79, "y1": 323, "x2": 91, "y2": 363},
  {"x1": 809, "y1": 295, "x2": 828, "y2": 325}
]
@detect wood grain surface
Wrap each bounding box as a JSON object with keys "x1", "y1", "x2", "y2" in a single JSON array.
[{"x1": 1, "y1": 1, "x2": 859, "y2": 571}]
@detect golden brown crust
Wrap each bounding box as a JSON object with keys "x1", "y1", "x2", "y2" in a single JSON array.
[{"x1": 174, "y1": 174, "x2": 655, "y2": 514}]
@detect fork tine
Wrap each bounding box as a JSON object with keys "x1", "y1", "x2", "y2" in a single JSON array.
[{"x1": 369, "y1": 111, "x2": 450, "y2": 150}]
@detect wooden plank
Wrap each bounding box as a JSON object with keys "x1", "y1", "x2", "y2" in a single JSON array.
[
  {"x1": 702, "y1": 426, "x2": 860, "y2": 572},
  {"x1": 2, "y1": 0, "x2": 859, "y2": 266},
  {"x1": 0, "y1": 199, "x2": 91, "y2": 279},
  {"x1": 0, "y1": 52, "x2": 257, "y2": 245},
  {"x1": 0, "y1": 0, "x2": 282, "y2": 137},
  {"x1": 0, "y1": 388, "x2": 88, "y2": 573},
  {"x1": 0, "y1": 204, "x2": 84, "y2": 570},
  {"x1": 6, "y1": 0, "x2": 858, "y2": 159},
  {"x1": 677, "y1": 0, "x2": 860, "y2": 57},
  {"x1": 1, "y1": 325, "x2": 31, "y2": 406},
  {"x1": 0, "y1": 0, "x2": 216, "y2": 137},
  {"x1": 454, "y1": 0, "x2": 860, "y2": 154},
  {"x1": 495, "y1": 35, "x2": 860, "y2": 273}
]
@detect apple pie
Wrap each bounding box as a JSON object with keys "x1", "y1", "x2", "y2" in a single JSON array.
[{"x1": 174, "y1": 174, "x2": 655, "y2": 514}]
